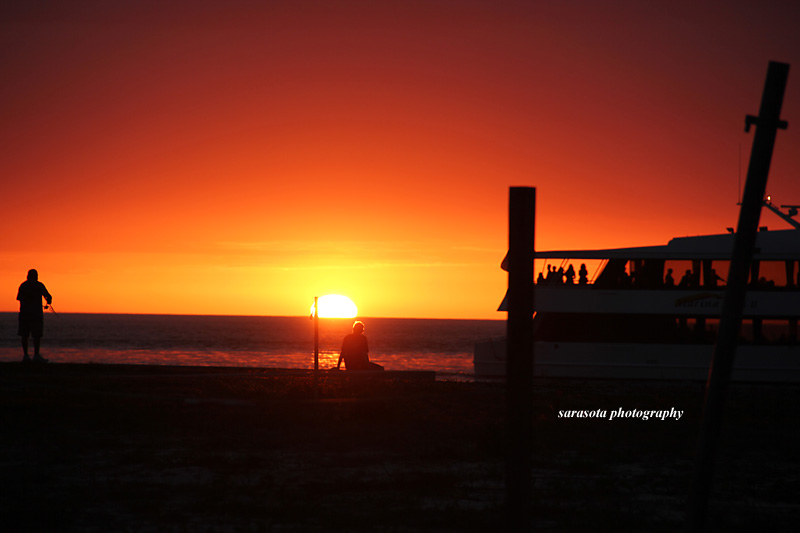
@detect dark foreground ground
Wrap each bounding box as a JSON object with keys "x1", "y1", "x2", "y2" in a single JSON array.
[{"x1": 1, "y1": 363, "x2": 798, "y2": 532}]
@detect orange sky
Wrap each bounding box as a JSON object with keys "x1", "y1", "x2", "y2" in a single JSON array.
[{"x1": 2, "y1": 1, "x2": 800, "y2": 319}]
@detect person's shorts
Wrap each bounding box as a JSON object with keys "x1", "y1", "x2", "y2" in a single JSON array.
[{"x1": 18, "y1": 315, "x2": 43, "y2": 338}]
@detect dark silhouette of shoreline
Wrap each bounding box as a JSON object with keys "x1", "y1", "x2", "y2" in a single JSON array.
[{"x1": 1, "y1": 363, "x2": 797, "y2": 531}]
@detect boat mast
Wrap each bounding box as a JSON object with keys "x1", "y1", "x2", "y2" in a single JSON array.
[
  {"x1": 762, "y1": 197, "x2": 800, "y2": 229},
  {"x1": 688, "y1": 61, "x2": 790, "y2": 532}
]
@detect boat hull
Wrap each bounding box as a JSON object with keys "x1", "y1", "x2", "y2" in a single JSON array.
[{"x1": 474, "y1": 338, "x2": 800, "y2": 382}]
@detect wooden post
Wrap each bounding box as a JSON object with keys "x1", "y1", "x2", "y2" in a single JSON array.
[
  {"x1": 506, "y1": 187, "x2": 535, "y2": 531},
  {"x1": 687, "y1": 61, "x2": 789, "y2": 532}
]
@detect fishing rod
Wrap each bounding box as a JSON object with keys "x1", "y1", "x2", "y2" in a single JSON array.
[{"x1": 44, "y1": 303, "x2": 59, "y2": 317}]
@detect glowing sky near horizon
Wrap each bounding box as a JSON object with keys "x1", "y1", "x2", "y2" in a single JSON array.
[{"x1": 2, "y1": 1, "x2": 800, "y2": 318}]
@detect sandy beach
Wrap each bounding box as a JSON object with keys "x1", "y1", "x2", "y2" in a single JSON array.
[{"x1": 1, "y1": 362, "x2": 798, "y2": 532}]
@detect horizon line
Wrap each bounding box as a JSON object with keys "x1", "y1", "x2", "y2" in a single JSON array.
[{"x1": 0, "y1": 310, "x2": 504, "y2": 321}]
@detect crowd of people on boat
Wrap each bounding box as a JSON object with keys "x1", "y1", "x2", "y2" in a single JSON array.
[
  {"x1": 537, "y1": 265, "x2": 731, "y2": 289},
  {"x1": 666, "y1": 268, "x2": 726, "y2": 289},
  {"x1": 536, "y1": 264, "x2": 589, "y2": 285},
  {"x1": 537, "y1": 262, "x2": 784, "y2": 289}
]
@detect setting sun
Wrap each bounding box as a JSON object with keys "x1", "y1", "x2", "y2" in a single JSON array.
[{"x1": 310, "y1": 295, "x2": 359, "y2": 318}]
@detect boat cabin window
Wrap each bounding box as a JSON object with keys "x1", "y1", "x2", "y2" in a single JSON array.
[
  {"x1": 664, "y1": 260, "x2": 724, "y2": 288},
  {"x1": 535, "y1": 259, "x2": 604, "y2": 285},
  {"x1": 536, "y1": 258, "x2": 800, "y2": 289},
  {"x1": 750, "y1": 260, "x2": 796, "y2": 288}
]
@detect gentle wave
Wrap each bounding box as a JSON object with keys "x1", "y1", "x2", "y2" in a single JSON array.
[{"x1": 0, "y1": 313, "x2": 505, "y2": 374}]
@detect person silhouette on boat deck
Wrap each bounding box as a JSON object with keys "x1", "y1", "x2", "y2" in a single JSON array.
[
  {"x1": 678, "y1": 269, "x2": 693, "y2": 288},
  {"x1": 707, "y1": 269, "x2": 725, "y2": 287},
  {"x1": 565, "y1": 264, "x2": 576, "y2": 285},
  {"x1": 578, "y1": 264, "x2": 588, "y2": 285},
  {"x1": 337, "y1": 321, "x2": 384, "y2": 371},
  {"x1": 536, "y1": 272, "x2": 545, "y2": 285},
  {"x1": 665, "y1": 268, "x2": 675, "y2": 288},
  {"x1": 17, "y1": 269, "x2": 53, "y2": 363},
  {"x1": 545, "y1": 265, "x2": 554, "y2": 284}
]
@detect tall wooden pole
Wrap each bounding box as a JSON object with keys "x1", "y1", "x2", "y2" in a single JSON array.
[
  {"x1": 506, "y1": 187, "x2": 535, "y2": 531},
  {"x1": 687, "y1": 61, "x2": 789, "y2": 531}
]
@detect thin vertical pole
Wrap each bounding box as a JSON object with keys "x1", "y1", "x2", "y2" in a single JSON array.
[
  {"x1": 506, "y1": 187, "x2": 535, "y2": 531},
  {"x1": 314, "y1": 296, "x2": 320, "y2": 372},
  {"x1": 314, "y1": 296, "x2": 319, "y2": 398},
  {"x1": 688, "y1": 61, "x2": 789, "y2": 532}
]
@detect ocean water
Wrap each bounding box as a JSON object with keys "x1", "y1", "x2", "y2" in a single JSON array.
[{"x1": 0, "y1": 313, "x2": 505, "y2": 377}]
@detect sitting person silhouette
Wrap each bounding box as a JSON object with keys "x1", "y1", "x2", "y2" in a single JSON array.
[
  {"x1": 17, "y1": 269, "x2": 53, "y2": 363},
  {"x1": 336, "y1": 321, "x2": 383, "y2": 371}
]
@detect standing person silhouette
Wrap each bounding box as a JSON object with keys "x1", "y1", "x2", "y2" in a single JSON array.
[
  {"x1": 578, "y1": 264, "x2": 589, "y2": 285},
  {"x1": 336, "y1": 321, "x2": 383, "y2": 371},
  {"x1": 665, "y1": 268, "x2": 675, "y2": 288},
  {"x1": 17, "y1": 269, "x2": 53, "y2": 363},
  {"x1": 565, "y1": 264, "x2": 576, "y2": 285}
]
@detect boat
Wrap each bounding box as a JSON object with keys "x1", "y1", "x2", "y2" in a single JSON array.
[{"x1": 474, "y1": 198, "x2": 800, "y2": 381}]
